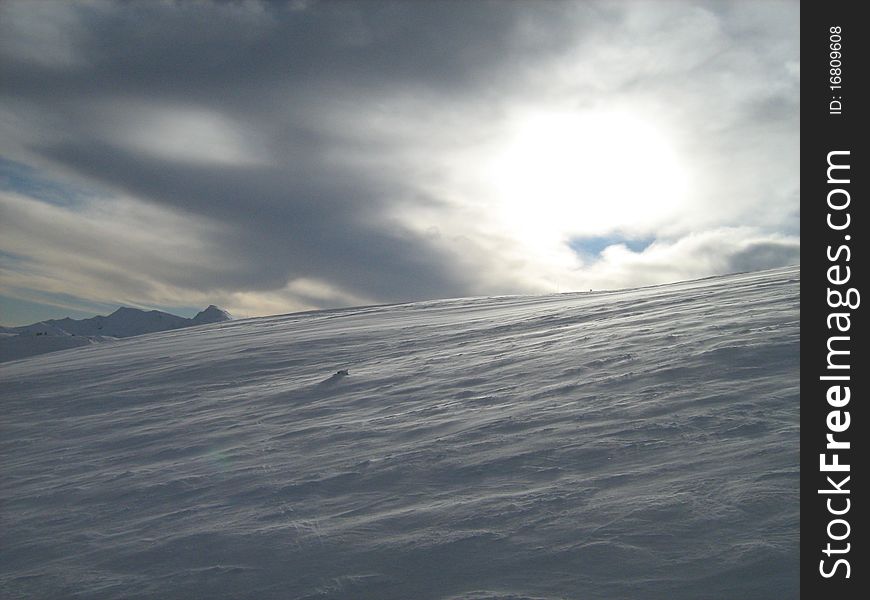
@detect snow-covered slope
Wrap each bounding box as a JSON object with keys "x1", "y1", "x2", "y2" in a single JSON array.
[
  {"x1": 0, "y1": 305, "x2": 232, "y2": 363},
  {"x1": 0, "y1": 332, "x2": 113, "y2": 363},
  {"x1": 0, "y1": 267, "x2": 799, "y2": 599}
]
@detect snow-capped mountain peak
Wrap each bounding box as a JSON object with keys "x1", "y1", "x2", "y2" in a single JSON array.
[{"x1": 192, "y1": 305, "x2": 233, "y2": 325}]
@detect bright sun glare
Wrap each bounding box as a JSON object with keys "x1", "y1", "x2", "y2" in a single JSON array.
[{"x1": 488, "y1": 109, "x2": 689, "y2": 248}]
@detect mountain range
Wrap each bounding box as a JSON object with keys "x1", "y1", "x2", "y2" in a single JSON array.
[{"x1": 0, "y1": 305, "x2": 232, "y2": 362}]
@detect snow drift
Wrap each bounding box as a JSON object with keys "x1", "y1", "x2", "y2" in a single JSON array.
[{"x1": 0, "y1": 266, "x2": 799, "y2": 599}]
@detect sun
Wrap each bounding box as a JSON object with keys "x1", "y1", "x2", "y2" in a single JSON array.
[{"x1": 486, "y1": 108, "x2": 689, "y2": 247}]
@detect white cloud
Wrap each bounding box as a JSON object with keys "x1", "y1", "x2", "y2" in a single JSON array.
[
  {"x1": 97, "y1": 101, "x2": 270, "y2": 166},
  {"x1": 575, "y1": 228, "x2": 800, "y2": 291},
  {"x1": 0, "y1": 0, "x2": 87, "y2": 68}
]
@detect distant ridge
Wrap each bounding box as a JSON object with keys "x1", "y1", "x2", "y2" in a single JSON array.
[
  {"x1": 0, "y1": 305, "x2": 232, "y2": 362},
  {"x1": 192, "y1": 305, "x2": 233, "y2": 325}
]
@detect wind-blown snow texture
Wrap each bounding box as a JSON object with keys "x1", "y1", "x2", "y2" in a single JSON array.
[{"x1": 0, "y1": 267, "x2": 799, "y2": 600}]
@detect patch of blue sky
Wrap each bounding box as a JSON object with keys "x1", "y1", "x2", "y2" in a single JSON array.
[
  {"x1": 0, "y1": 249, "x2": 26, "y2": 262},
  {"x1": 0, "y1": 158, "x2": 97, "y2": 208},
  {"x1": 568, "y1": 235, "x2": 655, "y2": 258}
]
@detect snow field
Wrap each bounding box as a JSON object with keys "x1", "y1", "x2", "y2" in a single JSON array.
[{"x1": 0, "y1": 267, "x2": 799, "y2": 599}]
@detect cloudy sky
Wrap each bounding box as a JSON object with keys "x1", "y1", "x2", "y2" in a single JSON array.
[{"x1": 0, "y1": 0, "x2": 799, "y2": 325}]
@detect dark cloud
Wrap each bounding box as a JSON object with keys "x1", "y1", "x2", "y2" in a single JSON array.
[
  {"x1": 2, "y1": 1, "x2": 584, "y2": 104},
  {"x1": 727, "y1": 240, "x2": 800, "y2": 274},
  {"x1": 0, "y1": 3, "x2": 509, "y2": 303},
  {"x1": 36, "y1": 136, "x2": 477, "y2": 300},
  {"x1": 3, "y1": 1, "x2": 590, "y2": 304},
  {"x1": 0, "y1": 0, "x2": 799, "y2": 320}
]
